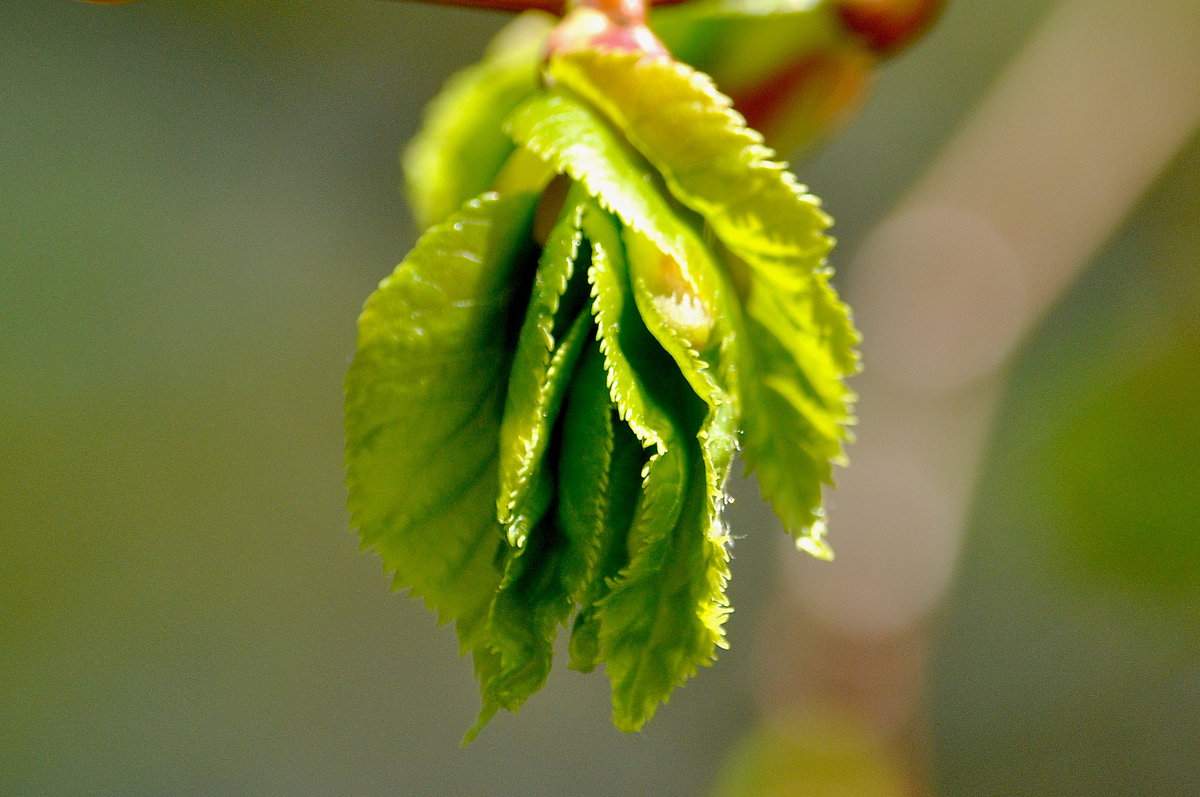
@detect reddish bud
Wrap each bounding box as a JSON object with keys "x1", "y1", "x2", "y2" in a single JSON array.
[
  {"x1": 546, "y1": 3, "x2": 668, "y2": 58},
  {"x1": 836, "y1": 0, "x2": 945, "y2": 56}
]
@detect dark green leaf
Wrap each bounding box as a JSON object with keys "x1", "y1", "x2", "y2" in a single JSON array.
[{"x1": 469, "y1": 506, "x2": 575, "y2": 740}]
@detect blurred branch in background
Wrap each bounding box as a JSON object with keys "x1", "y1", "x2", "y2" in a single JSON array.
[{"x1": 744, "y1": 0, "x2": 1200, "y2": 792}]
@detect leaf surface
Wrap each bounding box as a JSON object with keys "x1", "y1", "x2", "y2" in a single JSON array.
[
  {"x1": 558, "y1": 342, "x2": 644, "y2": 672},
  {"x1": 505, "y1": 91, "x2": 712, "y2": 285},
  {"x1": 738, "y1": 264, "x2": 857, "y2": 551},
  {"x1": 471, "y1": 505, "x2": 575, "y2": 738},
  {"x1": 470, "y1": 310, "x2": 594, "y2": 736}
]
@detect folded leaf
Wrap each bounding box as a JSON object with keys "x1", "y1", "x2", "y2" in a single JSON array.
[
  {"x1": 623, "y1": 227, "x2": 740, "y2": 529},
  {"x1": 345, "y1": 190, "x2": 538, "y2": 655},
  {"x1": 505, "y1": 87, "x2": 745, "y2": 501},
  {"x1": 353, "y1": 2, "x2": 872, "y2": 742},
  {"x1": 505, "y1": 91, "x2": 712, "y2": 285},
  {"x1": 585, "y1": 204, "x2": 731, "y2": 731},
  {"x1": 508, "y1": 94, "x2": 742, "y2": 716},
  {"x1": 497, "y1": 186, "x2": 592, "y2": 547},
  {"x1": 472, "y1": 503, "x2": 575, "y2": 737}
]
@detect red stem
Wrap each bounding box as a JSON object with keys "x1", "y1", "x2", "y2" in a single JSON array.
[{"x1": 380, "y1": 0, "x2": 685, "y2": 14}]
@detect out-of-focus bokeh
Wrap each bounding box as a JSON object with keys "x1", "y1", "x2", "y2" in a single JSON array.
[{"x1": 2, "y1": 0, "x2": 1196, "y2": 794}]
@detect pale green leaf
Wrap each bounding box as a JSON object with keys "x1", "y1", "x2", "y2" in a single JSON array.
[
  {"x1": 403, "y1": 12, "x2": 552, "y2": 228},
  {"x1": 344, "y1": 191, "x2": 538, "y2": 655},
  {"x1": 505, "y1": 86, "x2": 744, "y2": 500},
  {"x1": 737, "y1": 259, "x2": 858, "y2": 541},
  {"x1": 622, "y1": 226, "x2": 740, "y2": 527},
  {"x1": 505, "y1": 90, "x2": 714, "y2": 286},
  {"x1": 579, "y1": 200, "x2": 683, "y2": 453},
  {"x1": 505, "y1": 84, "x2": 739, "y2": 419}
]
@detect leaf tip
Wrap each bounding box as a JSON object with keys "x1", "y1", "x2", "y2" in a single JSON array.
[{"x1": 795, "y1": 515, "x2": 835, "y2": 561}]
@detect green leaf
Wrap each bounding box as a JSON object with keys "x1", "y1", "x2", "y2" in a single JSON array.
[
  {"x1": 474, "y1": 188, "x2": 601, "y2": 738},
  {"x1": 549, "y1": 50, "x2": 833, "y2": 264},
  {"x1": 737, "y1": 261, "x2": 857, "y2": 552},
  {"x1": 505, "y1": 81, "x2": 740, "y2": 431},
  {"x1": 471, "y1": 506, "x2": 575, "y2": 738},
  {"x1": 599, "y1": 430, "x2": 733, "y2": 732},
  {"x1": 470, "y1": 311, "x2": 594, "y2": 736},
  {"x1": 505, "y1": 85, "x2": 744, "y2": 493},
  {"x1": 344, "y1": 190, "x2": 538, "y2": 655},
  {"x1": 506, "y1": 93, "x2": 742, "y2": 717},
  {"x1": 402, "y1": 12, "x2": 552, "y2": 228},
  {"x1": 584, "y1": 204, "x2": 731, "y2": 731},
  {"x1": 622, "y1": 226, "x2": 740, "y2": 528}
]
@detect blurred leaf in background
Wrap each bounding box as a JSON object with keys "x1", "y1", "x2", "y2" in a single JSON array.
[{"x1": 932, "y1": 130, "x2": 1200, "y2": 796}]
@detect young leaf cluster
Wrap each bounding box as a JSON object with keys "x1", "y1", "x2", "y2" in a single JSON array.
[{"x1": 346, "y1": 12, "x2": 858, "y2": 739}]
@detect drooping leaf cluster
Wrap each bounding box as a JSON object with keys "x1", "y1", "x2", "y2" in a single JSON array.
[{"x1": 346, "y1": 8, "x2": 859, "y2": 739}]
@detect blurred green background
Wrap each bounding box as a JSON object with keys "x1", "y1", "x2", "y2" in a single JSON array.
[{"x1": 3, "y1": 0, "x2": 1196, "y2": 794}]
